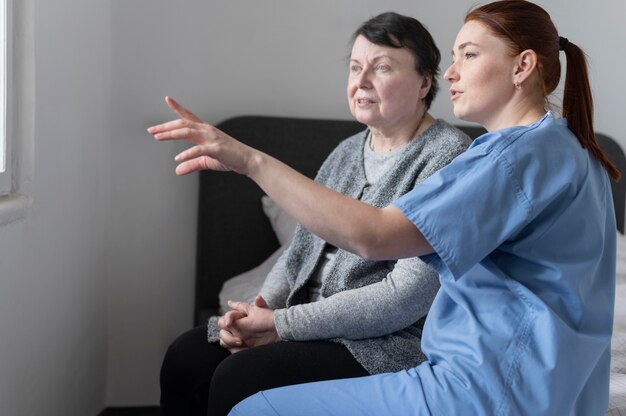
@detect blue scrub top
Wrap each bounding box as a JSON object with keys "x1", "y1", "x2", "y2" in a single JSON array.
[
  {"x1": 392, "y1": 112, "x2": 616, "y2": 415},
  {"x1": 230, "y1": 113, "x2": 616, "y2": 416}
]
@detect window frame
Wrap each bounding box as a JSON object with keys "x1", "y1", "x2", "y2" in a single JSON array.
[
  {"x1": 0, "y1": 0, "x2": 33, "y2": 227},
  {"x1": 0, "y1": 0, "x2": 11, "y2": 196}
]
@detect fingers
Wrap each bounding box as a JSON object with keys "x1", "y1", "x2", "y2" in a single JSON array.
[
  {"x1": 147, "y1": 118, "x2": 185, "y2": 135},
  {"x1": 165, "y1": 96, "x2": 203, "y2": 123},
  {"x1": 220, "y1": 310, "x2": 247, "y2": 328},
  {"x1": 151, "y1": 126, "x2": 198, "y2": 142},
  {"x1": 149, "y1": 119, "x2": 214, "y2": 145},
  {"x1": 148, "y1": 119, "x2": 207, "y2": 145},
  {"x1": 174, "y1": 158, "x2": 209, "y2": 176},
  {"x1": 219, "y1": 328, "x2": 244, "y2": 350},
  {"x1": 225, "y1": 345, "x2": 246, "y2": 354},
  {"x1": 174, "y1": 145, "x2": 208, "y2": 163},
  {"x1": 254, "y1": 295, "x2": 268, "y2": 308},
  {"x1": 150, "y1": 96, "x2": 251, "y2": 176},
  {"x1": 228, "y1": 300, "x2": 251, "y2": 314},
  {"x1": 147, "y1": 96, "x2": 208, "y2": 140}
]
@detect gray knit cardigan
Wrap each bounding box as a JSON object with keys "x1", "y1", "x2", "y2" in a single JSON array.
[{"x1": 208, "y1": 120, "x2": 471, "y2": 374}]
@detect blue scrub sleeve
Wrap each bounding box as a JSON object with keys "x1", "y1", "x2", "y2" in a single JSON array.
[{"x1": 393, "y1": 147, "x2": 532, "y2": 279}]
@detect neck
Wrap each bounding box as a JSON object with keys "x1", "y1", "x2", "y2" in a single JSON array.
[
  {"x1": 483, "y1": 92, "x2": 546, "y2": 132},
  {"x1": 370, "y1": 111, "x2": 430, "y2": 153},
  {"x1": 484, "y1": 108, "x2": 546, "y2": 132}
]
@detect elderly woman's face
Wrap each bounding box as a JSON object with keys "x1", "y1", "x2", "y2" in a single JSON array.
[{"x1": 348, "y1": 35, "x2": 429, "y2": 132}]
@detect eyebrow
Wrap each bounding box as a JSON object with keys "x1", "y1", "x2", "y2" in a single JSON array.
[
  {"x1": 451, "y1": 41, "x2": 479, "y2": 55},
  {"x1": 350, "y1": 54, "x2": 399, "y2": 64}
]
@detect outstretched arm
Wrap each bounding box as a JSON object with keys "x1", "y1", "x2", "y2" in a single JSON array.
[{"x1": 149, "y1": 97, "x2": 433, "y2": 260}]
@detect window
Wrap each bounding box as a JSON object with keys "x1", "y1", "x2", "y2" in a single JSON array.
[
  {"x1": 0, "y1": 0, "x2": 31, "y2": 226},
  {"x1": 0, "y1": 0, "x2": 10, "y2": 196}
]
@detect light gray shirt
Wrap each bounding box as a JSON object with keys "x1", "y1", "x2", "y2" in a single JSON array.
[{"x1": 305, "y1": 133, "x2": 412, "y2": 304}]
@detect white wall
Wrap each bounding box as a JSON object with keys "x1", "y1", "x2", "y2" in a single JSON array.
[
  {"x1": 0, "y1": 0, "x2": 110, "y2": 415},
  {"x1": 107, "y1": 0, "x2": 626, "y2": 406}
]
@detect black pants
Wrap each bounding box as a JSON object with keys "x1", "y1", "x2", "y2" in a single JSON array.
[{"x1": 160, "y1": 325, "x2": 369, "y2": 416}]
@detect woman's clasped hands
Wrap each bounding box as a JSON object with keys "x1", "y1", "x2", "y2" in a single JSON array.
[
  {"x1": 147, "y1": 96, "x2": 254, "y2": 176},
  {"x1": 217, "y1": 295, "x2": 280, "y2": 354}
]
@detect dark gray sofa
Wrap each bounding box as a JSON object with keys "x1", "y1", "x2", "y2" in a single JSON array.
[{"x1": 194, "y1": 115, "x2": 626, "y2": 325}]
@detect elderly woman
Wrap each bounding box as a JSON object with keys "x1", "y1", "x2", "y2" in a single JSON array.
[{"x1": 157, "y1": 12, "x2": 470, "y2": 416}]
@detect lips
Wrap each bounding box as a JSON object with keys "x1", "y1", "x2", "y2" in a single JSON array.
[
  {"x1": 449, "y1": 89, "x2": 461, "y2": 101},
  {"x1": 356, "y1": 98, "x2": 376, "y2": 104}
]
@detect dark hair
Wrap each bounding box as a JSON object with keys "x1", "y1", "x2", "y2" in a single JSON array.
[
  {"x1": 466, "y1": 0, "x2": 620, "y2": 181},
  {"x1": 352, "y1": 12, "x2": 441, "y2": 109}
]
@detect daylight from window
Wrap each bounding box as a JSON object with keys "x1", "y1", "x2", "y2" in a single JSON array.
[{"x1": 0, "y1": 0, "x2": 6, "y2": 174}]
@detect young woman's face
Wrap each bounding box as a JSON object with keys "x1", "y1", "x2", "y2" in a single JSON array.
[
  {"x1": 444, "y1": 21, "x2": 518, "y2": 130},
  {"x1": 347, "y1": 35, "x2": 429, "y2": 134}
]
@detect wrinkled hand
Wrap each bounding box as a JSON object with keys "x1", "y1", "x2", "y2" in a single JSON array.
[
  {"x1": 147, "y1": 96, "x2": 254, "y2": 176},
  {"x1": 219, "y1": 296, "x2": 279, "y2": 351},
  {"x1": 217, "y1": 309, "x2": 248, "y2": 354}
]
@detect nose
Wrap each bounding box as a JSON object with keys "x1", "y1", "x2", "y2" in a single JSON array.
[
  {"x1": 355, "y1": 69, "x2": 373, "y2": 89},
  {"x1": 443, "y1": 62, "x2": 458, "y2": 83}
]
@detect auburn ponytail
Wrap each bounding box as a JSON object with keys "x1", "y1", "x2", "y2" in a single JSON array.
[{"x1": 561, "y1": 42, "x2": 621, "y2": 181}]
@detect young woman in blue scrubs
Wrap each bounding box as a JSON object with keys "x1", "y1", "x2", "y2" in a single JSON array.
[{"x1": 149, "y1": 1, "x2": 621, "y2": 414}]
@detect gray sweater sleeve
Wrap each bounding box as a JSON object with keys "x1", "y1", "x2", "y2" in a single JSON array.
[
  {"x1": 274, "y1": 256, "x2": 439, "y2": 341},
  {"x1": 258, "y1": 247, "x2": 291, "y2": 310}
]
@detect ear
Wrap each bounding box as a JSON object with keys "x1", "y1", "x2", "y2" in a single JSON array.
[
  {"x1": 418, "y1": 73, "x2": 432, "y2": 100},
  {"x1": 513, "y1": 49, "x2": 538, "y2": 86}
]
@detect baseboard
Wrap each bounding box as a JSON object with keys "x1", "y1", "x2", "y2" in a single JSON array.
[{"x1": 98, "y1": 406, "x2": 162, "y2": 416}]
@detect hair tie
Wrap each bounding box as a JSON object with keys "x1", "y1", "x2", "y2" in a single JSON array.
[{"x1": 559, "y1": 36, "x2": 569, "y2": 51}]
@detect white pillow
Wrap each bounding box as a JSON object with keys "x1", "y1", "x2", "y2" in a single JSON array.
[
  {"x1": 218, "y1": 246, "x2": 287, "y2": 314},
  {"x1": 617, "y1": 232, "x2": 626, "y2": 278},
  {"x1": 611, "y1": 232, "x2": 626, "y2": 373},
  {"x1": 261, "y1": 195, "x2": 298, "y2": 246},
  {"x1": 218, "y1": 197, "x2": 297, "y2": 314}
]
